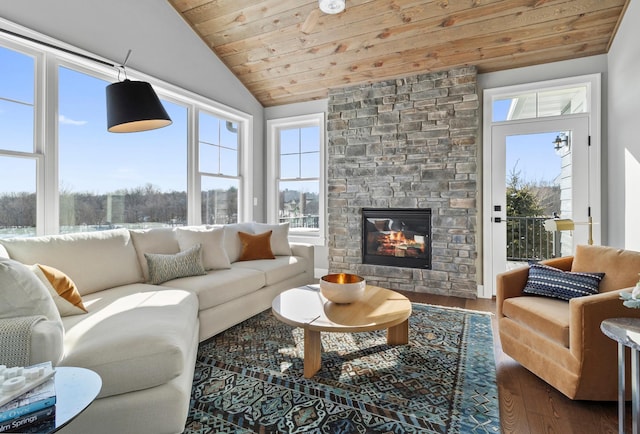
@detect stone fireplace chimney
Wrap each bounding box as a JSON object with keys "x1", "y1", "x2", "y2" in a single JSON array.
[{"x1": 326, "y1": 67, "x2": 479, "y2": 298}]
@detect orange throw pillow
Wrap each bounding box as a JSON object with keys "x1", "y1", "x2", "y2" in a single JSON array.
[
  {"x1": 31, "y1": 264, "x2": 87, "y2": 316},
  {"x1": 237, "y1": 231, "x2": 275, "y2": 261}
]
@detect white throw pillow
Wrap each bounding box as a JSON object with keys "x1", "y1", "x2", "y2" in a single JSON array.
[
  {"x1": 0, "y1": 258, "x2": 62, "y2": 324},
  {"x1": 175, "y1": 227, "x2": 231, "y2": 270},
  {"x1": 222, "y1": 223, "x2": 255, "y2": 263},
  {"x1": 252, "y1": 222, "x2": 292, "y2": 256}
]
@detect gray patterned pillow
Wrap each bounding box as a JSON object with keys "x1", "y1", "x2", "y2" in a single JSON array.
[{"x1": 144, "y1": 244, "x2": 206, "y2": 285}]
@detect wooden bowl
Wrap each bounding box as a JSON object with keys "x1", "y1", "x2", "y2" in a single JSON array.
[{"x1": 320, "y1": 273, "x2": 366, "y2": 304}]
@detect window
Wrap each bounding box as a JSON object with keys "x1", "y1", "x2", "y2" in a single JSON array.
[
  {"x1": 58, "y1": 66, "x2": 188, "y2": 232},
  {"x1": 267, "y1": 113, "x2": 325, "y2": 245},
  {"x1": 199, "y1": 112, "x2": 239, "y2": 224},
  {"x1": 0, "y1": 44, "x2": 39, "y2": 238},
  {"x1": 0, "y1": 27, "x2": 253, "y2": 237},
  {"x1": 0, "y1": 45, "x2": 35, "y2": 153},
  {"x1": 493, "y1": 85, "x2": 588, "y2": 122}
]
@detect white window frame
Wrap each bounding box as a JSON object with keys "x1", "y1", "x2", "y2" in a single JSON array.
[
  {"x1": 0, "y1": 38, "x2": 46, "y2": 235},
  {"x1": 267, "y1": 113, "x2": 325, "y2": 246},
  {"x1": 195, "y1": 108, "x2": 249, "y2": 225},
  {"x1": 0, "y1": 18, "x2": 253, "y2": 235}
]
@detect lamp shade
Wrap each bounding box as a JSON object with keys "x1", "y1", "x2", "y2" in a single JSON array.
[
  {"x1": 106, "y1": 80, "x2": 172, "y2": 133},
  {"x1": 543, "y1": 218, "x2": 575, "y2": 232}
]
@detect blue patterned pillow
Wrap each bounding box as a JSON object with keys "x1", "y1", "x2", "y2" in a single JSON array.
[{"x1": 523, "y1": 262, "x2": 604, "y2": 301}]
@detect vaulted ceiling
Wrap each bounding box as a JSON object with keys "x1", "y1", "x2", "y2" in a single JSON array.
[{"x1": 169, "y1": 0, "x2": 629, "y2": 107}]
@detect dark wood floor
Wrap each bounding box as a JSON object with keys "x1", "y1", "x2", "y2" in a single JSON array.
[{"x1": 395, "y1": 290, "x2": 629, "y2": 434}]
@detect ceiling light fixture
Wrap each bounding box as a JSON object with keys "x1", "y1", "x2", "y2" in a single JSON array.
[
  {"x1": 319, "y1": 0, "x2": 345, "y2": 14},
  {"x1": 106, "y1": 50, "x2": 172, "y2": 133}
]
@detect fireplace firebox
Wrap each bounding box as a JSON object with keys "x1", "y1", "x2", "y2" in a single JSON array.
[{"x1": 362, "y1": 208, "x2": 432, "y2": 269}]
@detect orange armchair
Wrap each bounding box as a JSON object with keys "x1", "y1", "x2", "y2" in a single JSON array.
[{"x1": 497, "y1": 244, "x2": 640, "y2": 400}]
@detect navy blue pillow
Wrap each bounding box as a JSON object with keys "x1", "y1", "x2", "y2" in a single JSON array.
[{"x1": 523, "y1": 262, "x2": 605, "y2": 301}]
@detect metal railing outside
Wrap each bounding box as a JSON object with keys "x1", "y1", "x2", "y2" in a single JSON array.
[
  {"x1": 506, "y1": 216, "x2": 555, "y2": 261},
  {"x1": 279, "y1": 215, "x2": 319, "y2": 229}
]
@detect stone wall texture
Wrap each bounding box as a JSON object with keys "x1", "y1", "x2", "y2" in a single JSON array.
[{"x1": 327, "y1": 67, "x2": 479, "y2": 298}]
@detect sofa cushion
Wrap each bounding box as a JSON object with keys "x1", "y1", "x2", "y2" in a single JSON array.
[
  {"x1": 160, "y1": 267, "x2": 266, "y2": 311},
  {"x1": 502, "y1": 296, "x2": 571, "y2": 348},
  {"x1": 523, "y1": 262, "x2": 604, "y2": 301},
  {"x1": 61, "y1": 283, "x2": 199, "y2": 398},
  {"x1": 175, "y1": 227, "x2": 231, "y2": 270},
  {"x1": 144, "y1": 244, "x2": 207, "y2": 285},
  {"x1": 0, "y1": 258, "x2": 62, "y2": 324},
  {"x1": 572, "y1": 244, "x2": 640, "y2": 292},
  {"x1": 222, "y1": 223, "x2": 255, "y2": 263},
  {"x1": 0, "y1": 228, "x2": 143, "y2": 296},
  {"x1": 30, "y1": 264, "x2": 87, "y2": 316},
  {"x1": 130, "y1": 227, "x2": 180, "y2": 281},
  {"x1": 233, "y1": 256, "x2": 309, "y2": 286},
  {"x1": 252, "y1": 222, "x2": 292, "y2": 256}
]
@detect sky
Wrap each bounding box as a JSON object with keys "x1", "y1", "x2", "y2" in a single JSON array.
[{"x1": 493, "y1": 99, "x2": 563, "y2": 184}]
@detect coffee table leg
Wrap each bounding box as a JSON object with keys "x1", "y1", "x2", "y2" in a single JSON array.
[
  {"x1": 387, "y1": 319, "x2": 409, "y2": 345},
  {"x1": 304, "y1": 328, "x2": 321, "y2": 378}
]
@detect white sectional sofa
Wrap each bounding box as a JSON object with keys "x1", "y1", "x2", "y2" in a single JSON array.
[{"x1": 0, "y1": 223, "x2": 314, "y2": 434}]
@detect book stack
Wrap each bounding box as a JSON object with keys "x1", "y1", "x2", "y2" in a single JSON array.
[{"x1": 0, "y1": 362, "x2": 56, "y2": 433}]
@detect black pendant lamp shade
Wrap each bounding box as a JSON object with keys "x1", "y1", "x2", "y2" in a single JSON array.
[{"x1": 106, "y1": 79, "x2": 172, "y2": 133}]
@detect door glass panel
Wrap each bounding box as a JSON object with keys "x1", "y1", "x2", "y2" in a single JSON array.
[
  {"x1": 505, "y1": 131, "x2": 571, "y2": 269},
  {"x1": 493, "y1": 86, "x2": 587, "y2": 122}
]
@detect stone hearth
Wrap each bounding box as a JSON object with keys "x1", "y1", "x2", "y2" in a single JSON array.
[{"x1": 326, "y1": 67, "x2": 479, "y2": 298}]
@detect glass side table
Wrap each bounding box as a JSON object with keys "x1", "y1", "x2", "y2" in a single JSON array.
[
  {"x1": 51, "y1": 367, "x2": 102, "y2": 433},
  {"x1": 601, "y1": 318, "x2": 640, "y2": 434}
]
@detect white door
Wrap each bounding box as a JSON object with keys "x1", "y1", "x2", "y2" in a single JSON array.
[{"x1": 485, "y1": 116, "x2": 596, "y2": 295}]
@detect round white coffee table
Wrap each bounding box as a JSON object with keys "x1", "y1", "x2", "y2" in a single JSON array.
[{"x1": 272, "y1": 284, "x2": 412, "y2": 378}]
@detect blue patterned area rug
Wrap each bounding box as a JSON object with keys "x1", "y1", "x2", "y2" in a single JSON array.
[{"x1": 183, "y1": 303, "x2": 500, "y2": 434}]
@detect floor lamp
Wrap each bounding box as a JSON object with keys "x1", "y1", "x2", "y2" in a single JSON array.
[{"x1": 543, "y1": 218, "x2": 594, "y2": 245}]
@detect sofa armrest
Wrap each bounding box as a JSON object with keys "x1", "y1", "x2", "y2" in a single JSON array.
[
  {"x1": 0, "y1": 316, "x2": 64, "y2": 367},
  {"x1": 569, "y1": 287, "x2": 640, "y2": 361},
  {"x1": 290, "y1": 243, "x2": 315, "y2": 284},
  {"x1": 496, "y1": 256, "x2": 574, "y2": 318}
]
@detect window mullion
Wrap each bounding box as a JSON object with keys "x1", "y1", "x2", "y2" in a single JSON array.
[{"x1": 41, "y1": 52, "x2": 58, "y2": 235}]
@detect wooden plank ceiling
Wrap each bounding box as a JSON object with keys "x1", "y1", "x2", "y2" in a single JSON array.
[{"x1": 169, "y1": 0, "x2": 628, "y2": 107}]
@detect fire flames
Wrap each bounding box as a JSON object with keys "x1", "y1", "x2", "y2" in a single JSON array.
[{"x1": 376, "y1": 231, "x2": 425, "y2": 257}]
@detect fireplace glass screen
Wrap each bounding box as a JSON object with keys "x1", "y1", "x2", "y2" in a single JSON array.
[{"x1": 362, "y1": 208, "x2": 431, "y2": 269}]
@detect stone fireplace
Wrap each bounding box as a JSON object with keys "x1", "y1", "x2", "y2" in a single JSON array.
[
  {"x1": 326, "y1": 67, "x2": 478, "y2": 298},
  {"x1": 362, "y1": 208, "x2": 431, "y2": 270}
]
